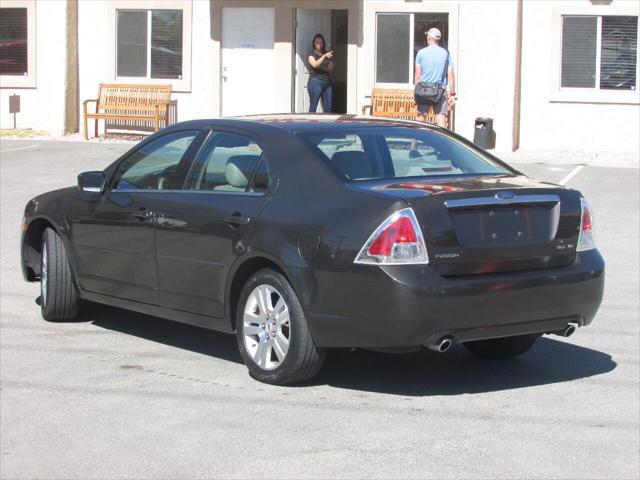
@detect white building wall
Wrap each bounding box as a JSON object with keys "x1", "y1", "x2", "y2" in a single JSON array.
[
  {"x1": 357, "y1": 0, "x2": 639, "y2": 154},
  {"x1": 519, "y1": 0, "x2": 640, "y2": 154},
  {"x1": 357, "y1": 0, "x2": 458, "y2": 115},
  {"x1": 455, "y1": 1, "x2": 517, "y2": 151},
  {"x1": 78, "y1": 0, "x2": 218, "y2": 131},
  {"x1": 78, "y1": 0, "x2": 109, "y2": 124},
  {"x1": 3, "y1": 0, "x2": 639, "y2": 157},
  {"x1": 0, "y1": 0, "x2": 67, "y2": 136},
  {"x1": 188, "y1": 0, "x2": 219, "y2": 119},
  {"x1": 357, "y1": 0, "x2": 517, "y2": 151}
]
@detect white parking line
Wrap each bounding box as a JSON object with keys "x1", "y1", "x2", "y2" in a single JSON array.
[
  {"x1": 0, "y1": 144, "x2": 39, "y2": 153},
  {"x1": 558, "y1": 165, "x2": 585, "y2": 185}
]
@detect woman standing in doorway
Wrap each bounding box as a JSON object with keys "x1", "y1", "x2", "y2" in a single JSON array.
[{"x1": 307, "y1": 33, "x2": 334, "y2": 113}]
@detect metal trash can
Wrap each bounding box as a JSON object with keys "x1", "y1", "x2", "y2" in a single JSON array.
[{"x1": 473, "y1": 117, "x2": 495, "y2": 149}]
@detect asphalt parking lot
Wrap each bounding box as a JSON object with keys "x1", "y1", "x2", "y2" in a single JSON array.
[{"x1": 1, "y1": 139, "x2": 639, "y2": 479}]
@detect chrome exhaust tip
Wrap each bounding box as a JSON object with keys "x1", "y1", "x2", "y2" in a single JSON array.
[
  {"x1": 554, "y1": 322, "x2": 578, "y2": 338},
  {"x1": 427, "y1": 336, "x2": 453, "y2": 353},
  {"x1": 563, "y1": 323, "x2": 577, "y2": 337}
]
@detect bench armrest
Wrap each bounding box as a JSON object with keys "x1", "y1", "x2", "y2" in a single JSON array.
[
  {"x1": 83, "y1": 99, "x2": 98, "y2": 116},
  {"x1": 361, "y1": 104, "x2": 372, "y2": 115}
]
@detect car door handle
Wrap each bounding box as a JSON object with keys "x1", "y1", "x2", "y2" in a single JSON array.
[
  {"x1": 224, "y1": 213, "x2": 251, "y2": 227},
  {"x1": 130, "y1": 209, "x2": 154, "y2": 222}
]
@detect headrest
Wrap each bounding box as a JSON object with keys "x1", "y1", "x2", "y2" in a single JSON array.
[
  {"x1": 331, "y1": 151, "x2": 372, "y2": 180},
  {"x1": 225, "y1": 155, "x2": 259, "y2": 188}
]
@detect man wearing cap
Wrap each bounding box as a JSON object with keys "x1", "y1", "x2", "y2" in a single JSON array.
[{"x1": 414, "y1": 27, "x2": 456, "y2": 128}]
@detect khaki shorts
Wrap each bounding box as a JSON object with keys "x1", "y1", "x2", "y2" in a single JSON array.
[{"x1": 417, "y1": 92, "x2": 448, "y2": 115}]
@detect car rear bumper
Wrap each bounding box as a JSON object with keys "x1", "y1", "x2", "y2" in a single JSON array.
[{"x1": 307, "y1": 249, "x2": 605, "y2": 348}]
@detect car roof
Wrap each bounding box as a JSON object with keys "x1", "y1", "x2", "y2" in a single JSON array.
[
  {"x1": 154, "y1": 114, "x2": 516, "y2": 176},
  {"x1": 234, "y1": 114, "x2": 444, "y2": 133},
  {"x1": 164, "y1": 114, "x2": 445, "y2": 135}
]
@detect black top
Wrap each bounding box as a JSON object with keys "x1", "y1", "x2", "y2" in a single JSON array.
[{"x1": 308, "y1": 50, "x2": 332, "y2": 81}]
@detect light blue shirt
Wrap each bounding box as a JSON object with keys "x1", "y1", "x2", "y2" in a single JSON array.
[{"x1": 415, "y1": 45, "x2": 454, "y2": 86}]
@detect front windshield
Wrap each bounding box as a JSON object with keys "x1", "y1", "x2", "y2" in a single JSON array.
[{"x1": 297, "y1": 127, "x2": 511, "y2": 181}]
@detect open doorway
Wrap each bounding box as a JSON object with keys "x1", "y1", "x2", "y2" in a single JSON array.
[{"x1": 294, "y1": 9, "x2": 348, "y2": 113}]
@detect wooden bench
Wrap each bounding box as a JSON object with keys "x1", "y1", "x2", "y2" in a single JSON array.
[
  {"x1": 361, "y1": 88, "x2": 449, "y2": 128},
  {"x1": 83, "y1": 83, "x2": 172, "y2": 139}
]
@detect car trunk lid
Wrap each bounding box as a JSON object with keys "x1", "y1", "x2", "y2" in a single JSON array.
[{"x1": 352, "y1": 175, "x2": 582, "y2": 276}]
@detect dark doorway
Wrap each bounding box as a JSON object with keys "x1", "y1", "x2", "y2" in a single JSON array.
[{"x1": 294, "y1": 9, "x2": 348, "y2": 114}]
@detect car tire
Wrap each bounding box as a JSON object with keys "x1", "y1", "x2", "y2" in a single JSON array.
[
  {"x1": 463, "y1": 334, "x2": 539, "y2": 359},
  {"x1": 235, "y1": 268, "x2": 325, "y2": 385},
  {"x1": 40, "y1": 228, "x2": 79, "y2": 321}
]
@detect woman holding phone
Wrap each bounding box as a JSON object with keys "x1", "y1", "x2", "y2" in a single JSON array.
[{"x1": 307, "y1": 33, "x2": 334, "y2": 113}]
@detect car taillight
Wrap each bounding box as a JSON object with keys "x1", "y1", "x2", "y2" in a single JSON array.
[
  {"x1": 355, "y1": 208, "x2": 429, "y2": 265},
  {"x1": 577, "y1": 198, "x2": 596, "y2": 252}
]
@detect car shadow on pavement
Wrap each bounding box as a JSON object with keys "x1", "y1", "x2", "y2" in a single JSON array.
[
  {"x1": 83, "y1": 302, "x2": 243, "y2": 364},
  {"x1": 82, "y1": 302, "x2": 616, "y2": 396},
  {"x1": 315, "y1": 340, "x2": 617, "y2": 396}
]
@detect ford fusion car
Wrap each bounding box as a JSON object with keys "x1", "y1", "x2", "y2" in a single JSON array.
[{"x1": 21, "y1": 115, "x2": 605, "y2": 385}]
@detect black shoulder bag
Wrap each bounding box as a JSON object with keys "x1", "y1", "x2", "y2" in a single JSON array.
[{"x1": 414, "y1": 52, "x2": 449, "y2": 105}]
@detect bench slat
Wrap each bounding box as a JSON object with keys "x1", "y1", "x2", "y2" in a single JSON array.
[
  {"x1": 96, "y1": 105, "x2": 169, "y2": 112},
  {"x1": 85, "y1": 113, "x2": 166, "y2": 120}
]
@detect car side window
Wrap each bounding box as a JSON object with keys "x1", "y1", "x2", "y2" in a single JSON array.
[
  {"x1": 113, "y1": 130, "x2": 199, "y2": 191},
  {"x1": 248, "y1": 158, "x2": 273, "y2": 193},
  {"x1": 188, "y1": 132, "x2": 267, "y2": 192},
  {"x1": 316, "y1": 134, "x2": 364, "y2": 158},
  {"x1": 315, "y1": 134, "x2": 381, "y2": 180},
  {"x1": 384, "y1": 134, "x2": 496, "y2": 177},
  {"x1": 385, "y1": 135, "x2": 461, "y2": 177}
]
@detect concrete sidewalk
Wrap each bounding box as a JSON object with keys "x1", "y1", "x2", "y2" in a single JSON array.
[{"x1": 495, "y1": 148, "x2": 639, "y2": 169}]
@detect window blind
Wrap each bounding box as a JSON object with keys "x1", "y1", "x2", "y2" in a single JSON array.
[
  {"x1": 116, "y1": 10, "x2": 148, "y2": 77},
  {"x1": 151, "y1": 10, "x2": 183, "y2": 80},
  {"x1": 0, "y1": 8, "x2": 28, "y2": 76},
  {"x1": 561, "y1": 16, "x2": 597, "y2": 88},
  {"x1": 600, "y1": 16, "x2": 637, "y2": 90}
]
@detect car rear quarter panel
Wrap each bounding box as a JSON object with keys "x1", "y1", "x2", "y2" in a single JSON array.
[{"x1": 243, "y1": 130, "x2": 407, "y2": 332}]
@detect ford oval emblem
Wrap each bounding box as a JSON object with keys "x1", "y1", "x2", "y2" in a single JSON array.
[{"x1": 496, "y1": 191, "x2": 517, "y2": 201}]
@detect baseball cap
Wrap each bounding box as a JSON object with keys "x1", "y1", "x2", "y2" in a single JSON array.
[{"x1": 426, "y1": 27, "x2": 442, "y2": 40}]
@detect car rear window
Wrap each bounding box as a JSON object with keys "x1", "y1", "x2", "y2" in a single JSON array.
[{"x1": 297, "y1": 127, "x2": 511, "y2": 181}]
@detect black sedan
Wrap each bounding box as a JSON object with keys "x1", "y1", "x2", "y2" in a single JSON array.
[{"x1": 21, "y1": 115, "x2": 605, "y2": 385}]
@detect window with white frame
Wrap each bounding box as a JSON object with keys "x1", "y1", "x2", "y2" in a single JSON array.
[
  {"x1": 116, "y1": 9, "x2": 183, "y2": 80},
  {"x1": 561, "y1": 15, "x2": 638, "y2": 91},
  {"x1": 375, "y1": 12, "x2": 449, "y2": 85},
  {"x1": 0, "y1": 0, "x2": 35, "y2": 87},
  {"x1": 0, "y1": 7, "x2": 28, "y2": 76}
]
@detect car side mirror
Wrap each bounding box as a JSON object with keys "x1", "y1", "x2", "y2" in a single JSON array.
[{"x1": 78, "y1": 171, "x2": 106, "y2": 193}]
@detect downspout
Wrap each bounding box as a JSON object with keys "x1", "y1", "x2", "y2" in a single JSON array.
[
  {"x1": 512, "y1": 0, "x2": 523, "y2": 151},
  {"x1": 64, "y1": 0, "x2": 79, "y2": 134}
]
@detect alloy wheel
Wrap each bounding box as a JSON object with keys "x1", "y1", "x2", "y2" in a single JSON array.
[{"x1": 242, "y1": 284, "x2": 290, "y2": 370}]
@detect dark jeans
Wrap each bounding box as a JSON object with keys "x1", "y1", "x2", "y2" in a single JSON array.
[{"x1": 308, "y1": 78, "x2": 332, "y2": 113}]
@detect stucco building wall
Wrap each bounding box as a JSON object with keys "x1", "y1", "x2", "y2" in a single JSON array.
[
  {"x1": 1, "y1": 0, "x2": 638, "y2": 158},
  {"x1": 0, "y1": 0, "x2": 67, "y2": 136},
  {"x1": 519, "y1": 1, "x2": 640, "y2": 153}
]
